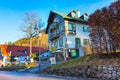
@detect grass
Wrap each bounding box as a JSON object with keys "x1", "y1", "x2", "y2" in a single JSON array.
[{"x1": 47, "y1": 53, "x2": 120, "y2": 69}]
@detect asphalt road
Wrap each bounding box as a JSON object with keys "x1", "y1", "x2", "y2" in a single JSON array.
[{"x1": 0, "y1": 71, "x2": 88, "y2": 80}]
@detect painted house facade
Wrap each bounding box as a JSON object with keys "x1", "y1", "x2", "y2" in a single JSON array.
[
  {"x1": 46, "y1": 10, "x2": 91, "y2": 59},
  {"x1": 0, "y1": 44, "x2": 45, "y2": 65}
]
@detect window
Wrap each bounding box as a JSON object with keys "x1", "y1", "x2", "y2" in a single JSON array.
[
  {"x1": 75, "y1": 38, "x2": 81, "y2": 48},
  {"x1": 83, "y1": 39, "x2": 89, "y2": 45},
  {"x1": 22, "y1": 50, "x2": 27, "y2": 54},
  {"x1": 84, "y1": 16, "x2": 88, "y2": 20},
  {"x1": 55, "y1": 41, "x2": 58, "y2": 47},
  {"x1": 18, "y1": 50, "x2": 20, "y2": 52},
  {"x1": 24, "y1": 50, "x2": 27, "y2": 54},
  {"x1": 59, "y1": 23, "x2": 65, "y2": 35},
  {"x1": 68, "y1": 23, "x2": 75, "y2": 30},
  {"x1": 68, "y1": 23, "x2": 73, "y2": 30},
  {"x1": 68, "y1": 22, "x2": 76, "y2": 34},
  {"x1": 83, "y1": 26, "x2": 90, "y2": 32},
  {"x1": 59, "y1": 37, "x2": 63, "y2": 47}
]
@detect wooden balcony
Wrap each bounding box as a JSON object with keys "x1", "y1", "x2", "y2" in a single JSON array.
[{"x1": 50, "y1": 33, "x2": 59, "y2": 41}]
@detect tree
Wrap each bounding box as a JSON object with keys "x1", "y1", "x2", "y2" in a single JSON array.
[
  {"x1": 30, "y1": 53, "x2": 37, "y2": 60},
  {"x1": 7, "y1": 41, "x2": 14, "y2": 45},
  {"x1": 89, "y1": 0, "x2": 120, "y2": 54},
  {"x1": 20, "y1": 12, "x2": 44, "y2": 57}
]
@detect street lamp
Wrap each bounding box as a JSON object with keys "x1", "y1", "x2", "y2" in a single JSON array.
[
  {"x1": 34, "y1": 26, "x2": 42, "y2": 73},
  {"x1": 64, "y1": 38, "x2": 72, "y2": 60},
  {"x1": 38, "y1": 33, "x2": 41, "y2": 72}
]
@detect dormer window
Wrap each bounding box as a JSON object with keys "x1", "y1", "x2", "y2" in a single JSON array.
[{"x1": 84, "y1": 15, "x2": 88, "y2": 20}]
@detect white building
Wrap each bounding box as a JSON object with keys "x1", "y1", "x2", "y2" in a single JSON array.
[{"x1": 46, "y1": 10, "x2": 91, "y2": 59}]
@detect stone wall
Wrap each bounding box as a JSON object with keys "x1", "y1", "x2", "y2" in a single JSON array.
[{"x1": 44, "y1": 65, "x2": 120, "y2": 80}]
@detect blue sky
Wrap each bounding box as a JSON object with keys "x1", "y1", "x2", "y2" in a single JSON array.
[{"x1": 0, "y1": 0, "x2": 115, "y2": 44}]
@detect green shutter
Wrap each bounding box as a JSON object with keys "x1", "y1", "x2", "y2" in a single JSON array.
[
  {"x1": 83, "y1": 39, "x2": 89, "y2": 45},
  {"x1": 83, "y1": 26, "x2": 85, "y2": 32},
  {"x1": 75, "y1": 38, "x2": 81, "y2": 48}
]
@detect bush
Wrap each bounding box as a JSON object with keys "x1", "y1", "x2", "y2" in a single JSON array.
[
  {"x1": 26, "y1": 63, "x2": 35, "y2": 68},
  {"x1": 0, "y1": 64, "x2": 26, "y2": 71}
]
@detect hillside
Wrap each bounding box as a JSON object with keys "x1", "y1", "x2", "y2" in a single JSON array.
[
  {"x1": 47, "y1": 53, "x2": 120, "y2": 69},
  {"x1": 14, "y1": 33, "x2": 48, "y2": 49}
]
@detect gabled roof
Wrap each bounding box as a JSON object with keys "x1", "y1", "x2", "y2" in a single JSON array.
[
  {"x1": 46, "y1": 11, "x2": 88, "y2": 33},
  {"x1": 52, "y1": 11, "x2": 88, "y2": 23}
]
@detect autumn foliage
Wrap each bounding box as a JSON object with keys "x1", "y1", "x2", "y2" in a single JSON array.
[{"x1": 88, "y1": 0, "x2": 120, "y2": 54}]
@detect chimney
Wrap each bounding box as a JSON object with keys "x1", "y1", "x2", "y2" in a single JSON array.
[{"x1": 76, "y1": 10, "x2": 80, "y2": 18}]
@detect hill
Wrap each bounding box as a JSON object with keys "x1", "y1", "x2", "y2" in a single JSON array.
[{"x1": 14, "y1": 33, "x2": 48, "y2": 49}]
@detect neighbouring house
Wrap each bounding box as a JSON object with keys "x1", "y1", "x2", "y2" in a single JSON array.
[
  {"x1": 39, "y1": 50, "x2": 49, "y2": 61},
  {"x1": 0, "y1": 44, "x2": 45, "y2": 65},
  {"x1": 46, "y1": 10, "x2": 92, "y2": 60}
]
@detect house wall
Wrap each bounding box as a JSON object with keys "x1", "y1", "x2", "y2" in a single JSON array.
[
  {"x1": 48, "y1": 20, "x2": 90, "y2": 50},
  {"x1": 47, "y1": 11, "x2": 91, "y2": 57},
  {"x1": 65, "y1": 21, "x2": 90, "y2": 48},
  {"x1": 0, "y1": 44, "x2": 45, "y2": 63}
]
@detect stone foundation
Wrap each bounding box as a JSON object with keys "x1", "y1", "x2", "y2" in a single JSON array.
[{"x1": 44, "y1": 65, "x2": 120, "y2": 80}]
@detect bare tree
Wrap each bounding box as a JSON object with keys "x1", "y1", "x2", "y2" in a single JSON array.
[{"x1": 20, "y1": 12, "x2": 44, "y2": 58}]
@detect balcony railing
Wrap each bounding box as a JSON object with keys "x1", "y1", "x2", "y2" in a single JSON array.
[
  {"x1": 67, "y1": 30, "x2": 76, "y2": 35},
  {"x1": 50, "y1": 33, "x2": 59, "y2": 41}
]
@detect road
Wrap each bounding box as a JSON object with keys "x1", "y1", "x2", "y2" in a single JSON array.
[
  {"x1": 0, "y1": 71, "x2": 88, "y2": 80},
  {"x1": 0, "y1": 61, "x2": 98, "y2": 80}
]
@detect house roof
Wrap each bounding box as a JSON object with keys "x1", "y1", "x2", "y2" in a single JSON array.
[
  {"x1": 46, "y1": 11, "x2": 88, "y2": 33},
  {"x1": 0, "y1": 44, "x2": 45, "y2": 57},
  {"x1": 53, "y1": 11, "x2": 88, "y2": 22},
  {"x1": 0, "y1": 45, "x2": 10, "y2": 57},
  {"x1": 40, "y1": 50, "x2": 49, "y2": 55}
]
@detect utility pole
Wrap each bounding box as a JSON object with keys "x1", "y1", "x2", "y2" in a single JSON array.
[
  {"x1": 29, "y1": 33, "x2": 33, "y2": 62},
  {"x1": 34, "y1": 26, "x2": 42, "y2": 73},
  {"x1": 38, "y1": 35, "x2": 41, "y2": 73}
]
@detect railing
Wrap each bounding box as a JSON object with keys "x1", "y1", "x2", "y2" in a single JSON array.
[
  {"x1": 67, "y1": 30, "x2": 76, "y2": 35},
  {"x1": 50, "y1": 33, "x2": 60, "y2": 40}
]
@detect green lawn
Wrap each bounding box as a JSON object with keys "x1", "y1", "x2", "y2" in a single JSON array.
[{"x1": 47, "y1": 53, "x2": 120, "y2": 69}]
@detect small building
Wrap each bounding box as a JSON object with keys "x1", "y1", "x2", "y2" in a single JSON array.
[
  {"x1": 0, "y1": 44, "x2": 45, "y2": 65},
  {"x1": 46, "y1": 10, "x2": 91, "y2": 60},
  {"x1": 39, "y1": 50, "x2": 49, "y2": 61}
]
